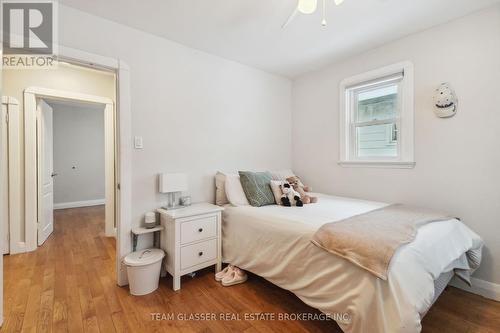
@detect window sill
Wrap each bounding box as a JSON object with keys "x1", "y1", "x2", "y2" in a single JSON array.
[{"x1": 338, "y1": 161, "x2": 415, "y2": 169}]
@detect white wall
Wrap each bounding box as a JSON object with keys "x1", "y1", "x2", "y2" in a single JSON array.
[
  {"x1": 56, "y1": 6, "x2": 292, "y2": 227},
  {"x1": 292, "y1": 6, "x2": 500, "y2": 286},
  {"x1": 51, "y1": 102, "x2": 105, "y2": 207}
]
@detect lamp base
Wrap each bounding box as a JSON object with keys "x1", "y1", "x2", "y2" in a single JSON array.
[
  {"x1": 161, "y1": 204, "x2": 186, "y2": 211},
  {"x1": 162, "y1": 192, "x2": 186, "y2": 210}
]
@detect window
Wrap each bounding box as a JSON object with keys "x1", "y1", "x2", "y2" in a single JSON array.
[{"x1": 339, "y1": 62, "x2": 414, "y2": 168}]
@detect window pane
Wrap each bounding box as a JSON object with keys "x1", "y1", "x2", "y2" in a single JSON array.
[
  {"x1": 356, "y1": 123, "x2": 397, "y2": 158},
  {"x1": 356, "y1": 84, "x2": 398, "y2": 123}
]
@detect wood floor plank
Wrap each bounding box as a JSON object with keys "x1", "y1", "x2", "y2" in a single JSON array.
[
  {"x1": 83, "y1": 316, "x2": 100, "y2": 333},
  {"x1": 93, "y1": 295, "x2": 117, "y2": 333},
  {"x1": 20, "y1": 283, "x2": 42, "y2": 332},
  {"x1": 110, "y1": 311, "x2": 132, "y2": 333},
  {"x1": 66, "y1": 274, "x2": 85, "y2": 333},
  {"x1": 36, "y1": 289, "x2": 54, "y2": 333},
  {"x1": 2, "y1": 205, "x2": 499, "y2": 333},
  {"x1": 99, "y1": 274, "x2": 123, "y2": 315},
  {"x1": 78, "y1": 286, "x2": 96, "y2": 321},
  {"x1": 3, "y1": 277, "x2": 32, "y2": 332}
]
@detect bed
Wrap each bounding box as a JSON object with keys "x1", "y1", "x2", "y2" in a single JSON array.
[{"x1": 221, "y1": 193, "x2": 483, "y2": 333}]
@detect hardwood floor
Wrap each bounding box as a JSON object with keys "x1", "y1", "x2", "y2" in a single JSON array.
[{"x1": 2, "y1": 206, "x2": 500, "y2": 333}]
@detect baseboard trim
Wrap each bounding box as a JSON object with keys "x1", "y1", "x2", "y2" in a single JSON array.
[
  {"x1": 6, "y1": 241, "x2": 26, "y2": 255},
  {"x1": 54, "y1": 199, "x2": 105, "y2": 210},
  {"x1": 450, "y1": 276, "x2": 500, "y2": 301}
]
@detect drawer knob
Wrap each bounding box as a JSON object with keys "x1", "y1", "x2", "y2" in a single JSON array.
[
  {"x1": 198, "y1": 228, "x2": 203, "y2": 233},
  {"x1": 198, "y1": 251, "x2": 203, "y2": 257}
]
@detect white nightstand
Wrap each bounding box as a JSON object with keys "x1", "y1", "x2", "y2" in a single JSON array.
[{"x1": 157, "y1": 203, "x2": 224, "y2": 291}]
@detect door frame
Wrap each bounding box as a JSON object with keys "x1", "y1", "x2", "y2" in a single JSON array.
[
  {"x1": 0, "y1": 98, "x2": 8, "y2": 254},
  {"x1": 26, "y1": 88, "x2": 115, "y2": 244},
  {"x1": 23, "y1": 46, "x2": 132, "y2": 286},
  {"x1": 0, "y1": 97, "x2": 22, "y2": 255}
]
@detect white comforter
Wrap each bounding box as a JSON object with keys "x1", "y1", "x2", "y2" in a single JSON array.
[{"x1": 221, "y1": 193, "x2": 483, "y2": 333}]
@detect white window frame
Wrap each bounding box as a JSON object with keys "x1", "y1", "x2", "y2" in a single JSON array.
[{"x1": 339, "y1": 61, "x2": 415, "y2": 168}]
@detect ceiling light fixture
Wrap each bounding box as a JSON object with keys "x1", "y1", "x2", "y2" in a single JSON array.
[
  {"x1": 298, "y1": 0, "x2": 317, "y2": 14},
  {"x1": 282, "y1": 0, "x2": 345, "y2": 28}
]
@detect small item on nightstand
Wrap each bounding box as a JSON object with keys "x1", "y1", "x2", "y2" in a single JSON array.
[
  {"x1": 180, "y1": 196, "x2": 192, "y2": 207},
  {"x1": 144, "y1": 212, "x2": 157, "y2": 229}
]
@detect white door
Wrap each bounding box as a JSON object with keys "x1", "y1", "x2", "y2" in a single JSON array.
[
  {"x1": 38, "y1": 100, "x2": 54, "y2": 245},
  {"x1": 1, "y1": 102, "x2": 8, "y2": 254}
]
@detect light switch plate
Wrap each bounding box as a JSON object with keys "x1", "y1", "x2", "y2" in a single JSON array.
[{"x1": 134, "y1": 136, "x2": 143, "y2": 149}]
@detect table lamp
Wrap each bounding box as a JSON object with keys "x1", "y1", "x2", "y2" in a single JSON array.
[{"x1": 159, "y1": 173, "x2": 188, "y2": 210}]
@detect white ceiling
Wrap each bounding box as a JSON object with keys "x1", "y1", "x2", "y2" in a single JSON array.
[{"x1": 60, "y1": 0, "x2": 500, "y2": 77}]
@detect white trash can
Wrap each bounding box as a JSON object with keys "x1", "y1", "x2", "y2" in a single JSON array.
[{"x1": 123, "y1": 248, "x2": 165, "y2": 296}]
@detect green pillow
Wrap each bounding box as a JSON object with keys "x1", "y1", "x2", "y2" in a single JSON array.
[{"x1": 238, "y1": 171, "x2": 275, "y2": 207}]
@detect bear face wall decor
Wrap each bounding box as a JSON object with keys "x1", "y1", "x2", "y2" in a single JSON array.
[{"x1": 434, "y1": 82, "x2": 458, "y2": 118}]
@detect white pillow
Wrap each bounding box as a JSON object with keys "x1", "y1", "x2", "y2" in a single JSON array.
[
  {"x1": 225, "y1": 174, "x2": 250, "y2": 206},
  {"x1": 270, "y1": 169, "x2": 295, "y2": 181},
  {"x1": 215, "y1": 172, "x2": 229, "y2": 206},
  {"x1": 270, "y1": 180, "x2": 284, "y2": 205}
]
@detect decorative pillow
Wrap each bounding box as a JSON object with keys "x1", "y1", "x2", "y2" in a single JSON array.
[
  {"x1": 238, "y1": 171, "x2": 275, "y2": 207},
  {"x1": 224, "y1": 174, "x2": 250, "y2": 206},
  {"x1": 215, "y1": 172, "x2": 229, "y2": 206},
  {"x1": 270, "y1": 180, "x2": 284, "y2": 205},
  {"x1": 270, "y1": 169, "x2": 295, "y2": 181}
]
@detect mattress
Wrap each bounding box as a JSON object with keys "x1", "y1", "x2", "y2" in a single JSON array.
[{"x1": 221, "y1": 193, "x2": 483, "y2": 333}]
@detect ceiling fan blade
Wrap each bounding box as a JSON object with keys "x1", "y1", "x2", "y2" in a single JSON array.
[
  {"x1": 282, "y1": 7, "x2": 299, "y2": 28},
  {"x1": 334, "y1": 0, "x2": 345, "y2": 5},
  {"x1": 297, "y1": 0, "x2": 318, "y2": 14}
]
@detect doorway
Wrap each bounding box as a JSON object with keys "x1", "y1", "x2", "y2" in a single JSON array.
[
  {"x1": 27, "y1": 88, "x2": 116, "y2": 246},
  {"x1": 2, "y1": 48, "x2": 133, "y2": 330},
  {"x1": 1, "y1": 52, "x2": 132, "y2": 309},
  {"x1": 36, "y1": 97, "x2": 113, "y2": 246}
]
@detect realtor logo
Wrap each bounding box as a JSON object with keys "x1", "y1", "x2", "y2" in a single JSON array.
[{"x1": 2, "y1": 1, "x2": 54, "y2": 54}]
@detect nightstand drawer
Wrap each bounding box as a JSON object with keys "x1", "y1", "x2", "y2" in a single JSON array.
[
  {"x1": 180, "y1": 239, "x2": 217, "y2": 270},
  {"x1": 180, "y1": 215, "x2": 217, "y2": 244}
]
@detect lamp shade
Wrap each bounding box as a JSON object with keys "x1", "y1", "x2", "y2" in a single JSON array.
[{"x1": 159, "y1": 173, "x2": 188, "y2": 193}]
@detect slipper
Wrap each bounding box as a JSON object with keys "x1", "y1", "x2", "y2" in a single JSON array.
[
  {"x1": 215, "y1": 264, "x2": 234, "y2": 282},
  {"x1": 221, "y1": 267, "x2": 247, "y2": 287}
]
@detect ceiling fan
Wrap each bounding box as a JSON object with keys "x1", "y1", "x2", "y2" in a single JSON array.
[{"x1": 282, "y1": 0, "x2": 345, "y2": 28}]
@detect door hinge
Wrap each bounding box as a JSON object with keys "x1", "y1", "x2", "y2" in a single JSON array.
[{"x1": 117, "y1": 183, "x2": 121, "y2": 190}]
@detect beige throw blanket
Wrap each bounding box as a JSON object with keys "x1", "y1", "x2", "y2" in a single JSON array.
[{"x1": 311, "y1": 204, "x2": 451, "y2": 280}]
